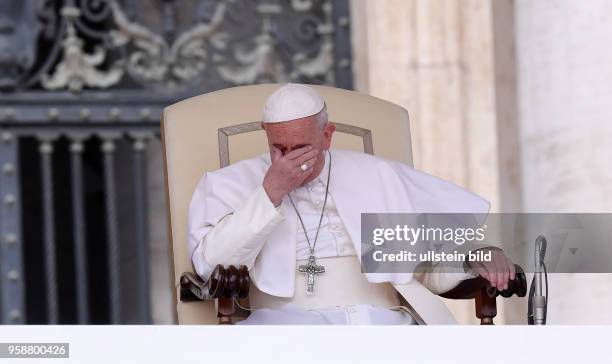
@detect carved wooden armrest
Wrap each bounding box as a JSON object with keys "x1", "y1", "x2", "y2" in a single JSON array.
[
  {"x1": 180, "y1": 265, "x2": 251, "y2": 323},
  {"x1": 180, "y1": 264, "x2": 526, "y2": 324},
  {"x1": 439, "y1": 264, "x2": 527, "y2": 324}
]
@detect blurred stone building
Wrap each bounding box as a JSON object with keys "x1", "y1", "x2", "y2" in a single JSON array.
[
  {"x1": 0, "y1": 0, "x2": 352, "y2": 324},
  {"x1": 352, "y1": 0, "x2": 612, "y2": 324}
]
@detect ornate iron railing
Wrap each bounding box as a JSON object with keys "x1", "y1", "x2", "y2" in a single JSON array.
[{"x1": 0, "y1": 0, "x2": 353, "y2": 324}]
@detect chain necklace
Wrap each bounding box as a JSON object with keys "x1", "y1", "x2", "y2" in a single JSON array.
[{"x1": 288, "y1": 150, "x2": 331, "y2": 295}]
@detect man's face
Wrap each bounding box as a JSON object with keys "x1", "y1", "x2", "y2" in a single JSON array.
[
  {"x1": 262, "y1": 114, "x2": 336, "y2": 180},
  {"x1": 263, "y1": 115, "x2": 335, "y2": 155}
]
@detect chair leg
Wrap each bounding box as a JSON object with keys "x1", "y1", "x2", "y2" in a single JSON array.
[
  {"x1": 217, "y1": 298, "x2": 235, "y2": 324},
  {"x1": 475, "y1": 287, "x2": 497, "y2": 325}
]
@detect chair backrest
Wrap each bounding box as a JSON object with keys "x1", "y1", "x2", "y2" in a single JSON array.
[{"x1": 161, "y1": 84, "x2": 412, "y2": 324}]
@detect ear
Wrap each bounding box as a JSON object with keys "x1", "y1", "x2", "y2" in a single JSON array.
[{"x1": 322, "y1": 122, "x2": 336, "y2": 150}]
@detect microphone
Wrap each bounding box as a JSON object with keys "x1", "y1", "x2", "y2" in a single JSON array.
[
  {"x1": 528, "y1": 235, "x2": 548, "y2": 325},
  {"x1": 535, "y1": 236, "x2": 546, "y2": 294}
]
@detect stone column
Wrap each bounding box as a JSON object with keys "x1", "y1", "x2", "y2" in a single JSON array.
[
  {"x1": 350, "y1": 0, "x2": 502, "y2": 324},
  {"x1": 514, "y1": 0, "x2": 612, "y2": 324}
]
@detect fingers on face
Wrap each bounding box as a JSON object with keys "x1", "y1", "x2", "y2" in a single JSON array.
[
  {"x1": 271, "y1": 146, "x2": 282, "y2": 161},
  {"x1": 286, "y1": 145, "x2": 314, "y2": 160},
  {"x1": 290, "y1": 156, "x2": 316, "y2": 180},
  {"x1": 296, "y1": 157, "x2": 318, "y2": 179},
  {"x1": 302, "y1": 156, "x2": 318, "y2": 171},
  {"x1": 295, "y1": 149, "x2": 320, "y2": 166}
]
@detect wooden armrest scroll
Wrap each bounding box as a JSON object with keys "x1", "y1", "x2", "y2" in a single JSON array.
[
  {"x1": 439, "y1": 264, "x2": 527, "y2": 325},
  {"x1": 180, "y1": 265, "x2": 251, "y2": 324},
  {"x1": 180, "y1": 265, "x2": 250, "y2": 302}
]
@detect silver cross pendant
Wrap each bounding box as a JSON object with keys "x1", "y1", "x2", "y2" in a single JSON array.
[{"x1": 298, "y1": 255, "x2": 325, "y2": 295}]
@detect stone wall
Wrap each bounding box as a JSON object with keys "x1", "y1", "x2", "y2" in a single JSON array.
[
  {"x1": 352, "y1": 0, "x2": 612, "y2": 324},
  {"x1": 350, "y1": 0, "x2": 501, "y2": 324},
  {"x1": 514, "y1": 0, "x2": 612, "y2": 324}
]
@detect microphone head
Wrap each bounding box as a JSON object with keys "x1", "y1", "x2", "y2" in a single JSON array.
[
  {"x1": 535, "y1": 235, "x2": 547, "y2": 252},
  {"x1": 535, "y1": 235, "x2": 547, "y2": 262}
]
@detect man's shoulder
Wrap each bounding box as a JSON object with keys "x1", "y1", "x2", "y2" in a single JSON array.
[
  {"x1": 205, "y1": 154, "x2": 270, "y2": 185},
  {"x1": 331, "y1": 149, "x2": 406, "y2": 170},
  {"x1": 207, "y1": 153, "x2": 269, "y2": 179}
]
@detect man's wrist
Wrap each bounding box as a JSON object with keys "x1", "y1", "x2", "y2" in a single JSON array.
[{"x1": 262, "y1": 183, "x2": 282, "y2": 207}]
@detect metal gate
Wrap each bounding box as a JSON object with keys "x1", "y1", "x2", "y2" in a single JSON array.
[{"x1": 0, "y1": 0, "x2": 353, "y2": 324}]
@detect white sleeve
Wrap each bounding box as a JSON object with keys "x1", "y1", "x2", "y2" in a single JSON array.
[
  {"x1": 414, "y1": 268, "x2": 478, "y2": 295},
  {"x1": 189, "y1": 184, "x2": 285, "y2": 280},
  {"x1": 414, "y1": 246, "x2": 501, "y2": 294}
]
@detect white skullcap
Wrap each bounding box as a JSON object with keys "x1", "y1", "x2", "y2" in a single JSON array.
[{"x1": 262, "y1": 83, "x2": 325, "y2": 123}]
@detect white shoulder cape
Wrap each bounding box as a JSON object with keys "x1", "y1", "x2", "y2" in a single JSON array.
[{"x1": 188, "y1": 149, "x2": 490, "y2": 323}]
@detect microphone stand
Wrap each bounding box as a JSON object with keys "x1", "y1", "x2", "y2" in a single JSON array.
[{"x1": 528, "y1": 235, "x2": 548, "y2": 325}]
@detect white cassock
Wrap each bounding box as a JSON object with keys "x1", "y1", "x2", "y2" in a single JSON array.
[{"x1": 188, "y1": 149, "x2": 489, "y2": 324}]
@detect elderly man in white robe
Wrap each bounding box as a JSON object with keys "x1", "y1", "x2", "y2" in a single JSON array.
[{"x1": 188, "y1": 83, "x2": 516, "y2": 325}]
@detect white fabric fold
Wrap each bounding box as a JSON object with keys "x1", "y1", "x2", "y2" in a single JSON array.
[
  {"x1": 187, "y1": 149, "x2": 490, "y2": 324},
  {"x1": 188, "y1": 184, "x2": 284, "y2": 279}
]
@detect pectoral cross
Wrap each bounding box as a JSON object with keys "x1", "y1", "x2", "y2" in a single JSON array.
[{"x1": 298, "y1": 255, "x2": 325, "y2": 295}]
